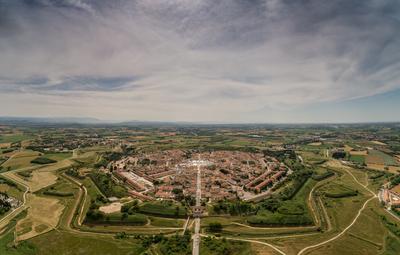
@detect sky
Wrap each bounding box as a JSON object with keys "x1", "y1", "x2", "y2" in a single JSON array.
[{"x1": 0, "y1": 0, "x2": 400, "y2": 123}]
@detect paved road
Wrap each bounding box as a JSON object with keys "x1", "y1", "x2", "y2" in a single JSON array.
[{"x1": 192, "y1": 164, "x2": 201, "y2": 255}]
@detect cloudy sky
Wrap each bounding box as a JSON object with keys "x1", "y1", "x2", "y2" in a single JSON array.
[{"x1": 1, "y1": 0, "x2": 400, "y2": 123}]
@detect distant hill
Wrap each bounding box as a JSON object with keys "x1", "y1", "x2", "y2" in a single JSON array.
[
  {"x1": 0, "y1": 117, "x2": 193, "y2": 126},
  {"x1": 0, "y1": 116, "x2": 103, "y2": 125}
]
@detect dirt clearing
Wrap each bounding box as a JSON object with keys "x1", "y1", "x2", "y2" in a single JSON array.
[{"x1": 99, "y1": 202, "x2": 122, "y2": 214}]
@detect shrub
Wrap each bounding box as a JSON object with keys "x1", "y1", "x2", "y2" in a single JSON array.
[
  {"x1": 0, "y1": 176, "x2": 17, "y2": 187},
  {"x1": 114, "y1": 232, "x2": 128, "y2": 239},
  {"x1": 139, "y1": 201, "x2": 187, "y2": 218},
  {"x1": 208, "y1": 222, "x2": 223, "y2": 232},
  {"x1": 86, "y1": 211, "x2": 147, "y2": 226},
  {"x1": 31, "y1": 157, "x2": 57, "y2": 164},
  {"x1": 65, "y1": 168, "x2": 85, "y2": 179},
  {"x1": 277, "y1": 202, "x2": 305, "y2": 215},
  {"x1": 247, "y1": 213, "x2": 313, "y2": 226},
  {"x1": 89, "y1": 172, "x2": 128, "y2": 198},
  {"x1": 43, "y1": 190, "x2": 73, "y2": 197},
  {"x1": 324, "y1": 190, "x2": 358, "y2": 198},
  {"x1": 323, "y1": 183, "x2": 358, "y2": 198},
  {"x1": 17, "y1": 170, "x2": 32, "y2": 178},
  {"x1": 312, "y1": 171, "x2": 334, "y2": 181}
]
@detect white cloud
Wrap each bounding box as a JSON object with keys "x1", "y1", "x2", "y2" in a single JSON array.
[{"x1": 0, "y1": 0, "x2": 399, "y2": 122}]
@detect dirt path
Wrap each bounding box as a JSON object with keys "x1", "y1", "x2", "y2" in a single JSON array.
[
  {"x1": 232, "y1": 222, "x2": 315, "y2": 230},
  {"x1": 221, "y1": 236, "x2": 286, "y2": 255},
  {"x1": 343, "y1": 167, "x2": 376, "y2": 196},
  {"x1": 297, "y1": 195, "x2": 376, "y2": 255},
  {"x1": 182, "y1": 216, "x2": 190, "y2": 234},
  {"x1": 297, "y1": 161, "x2": 377, "y2": 255}
]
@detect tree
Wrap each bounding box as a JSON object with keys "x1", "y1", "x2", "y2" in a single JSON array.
[
  {"x1": 208, "y1": 222, "x2": 223, "y2": 232},
  {"x1": 115, "y1": 232, "x2": 128, "y2": 239}
]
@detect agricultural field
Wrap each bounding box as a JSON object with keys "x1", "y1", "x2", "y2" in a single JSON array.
[
  {"x1": 0, "y1": 123, "x2": 400, "y2": 254},
  {"x1": 16, "y1": 194, "x2": 64, "y2": 241},
  {"x1": 366, "y1": 150, "x2": 398, "y2": 166},
  {"x1": 43, "y1": 152, "x2": 72, "y2": 161},
  {"x1": 349, "y1": 154, "x2": 366, "y2": 165},
  {"x1": 0, "y1": 134, "x2": 33, "y2": 144},
  {"x1": 29, "y1": 230, "x2": 144, "y2": 255},
  {"x1": 1, "y1": 150, "x2": 41, "y2": 170}
]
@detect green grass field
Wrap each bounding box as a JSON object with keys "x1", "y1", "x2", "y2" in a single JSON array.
[
  {"x1": 139, "y1": 200, "x2": 187, "y2": 218},
  {"x1": 149, "y1": 216, "x2": 185, "y2": 227},
  {"x1": 0, "y1": 183, "x2": 24, "y2": 200},
  {"x1": 260, "y1": 163, "x2": 377, "y2": 255},
  {"x1": 0, "y1": 226, "x2": 37, "y2": 255},
  {"x1": 88, "y1": 212, "x2": 148, "y2": 225},
  {"x1": 43, "y1": 152, "x2": 72, "y2": 161},
  {"x1": 0, "y1": 134, "x2": 33, "y2": 144},
  {"x1": 29, "y1": 230, "x2": 144, "y2": 255},
  {"x1": 200, "y1": 237, "x2": 252, "y2": 255},
  {"x1": 367, "y1": 150, "x2": 398, "y2": 166},
  {"x1": 2, "y1": 150, "x2": 41, "y2": 170},
  {"x1": 350, "y1": 155, "x2": 366, "y2": 164},
  {"x1": 322, "y1": 182, "x2": 359, "y2": 198}
]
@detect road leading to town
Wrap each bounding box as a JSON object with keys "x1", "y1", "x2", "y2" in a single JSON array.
[{"x1": 192, "y1": 163, "x2": 202, "y2": 255}]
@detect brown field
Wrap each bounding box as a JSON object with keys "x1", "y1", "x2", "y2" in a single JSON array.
[
  {"x1": 343, "y1": 145, "x2": 353, "y2": 152},
  {"x1": 3, "y1": 168, "x2": 58, "y2": 192},
  {"x1": 1, "y1": 150, "x2": 41, "y2": 170},
  {"x1": 0, "y1": 142, "x2": 11, "y2": 148},
  {"x1": 365, "y1": 155, "x2": 384, "y2": 165},
  {"x1": 16, "y1": 194, "x2": 64, "y2": 241},
  {"x1": 2, "y1": 159, "x2": 75, "y2": 241},
  {"x1": 367, "y1": 163, "x2": 385, "y2": 171},
  {"x1": 349, "y1": 150, "x2": 368, "y2": 156},
  {"x1": 388, "y1": 166, "x2": 400, "y2": 172},
  {"x1": 308, "y1": 142, "x2": 322, "y2": 146},
  {"x1": 21, "y1": 140, "x2": 31, "y2": 148},
  {"x1": 391, "y1": 184, "x2": 400, "y2": 194},
  {"x1": 366, "y1": 164, "x2": 400, "y2": 173},
  {"x1": 0, "y1": 183, "x2": 10, "y2": 192},
  {"x1": 250, "y1": 243, "x2": 281, "y2": 255},
  {"x1": 266, "y1": 141, "x2": 282, "y2": 146},
  {"x1": 5, "y1": 159, "x2": 75, "y2": 192}
]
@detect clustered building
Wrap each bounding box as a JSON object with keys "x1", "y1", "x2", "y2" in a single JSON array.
[
  {"x1": 380, "y1": 186, "x2": 400, "y2": 210},
  {"x1": 110, "y1": 149, "x2": 290, "y2": 202}
]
